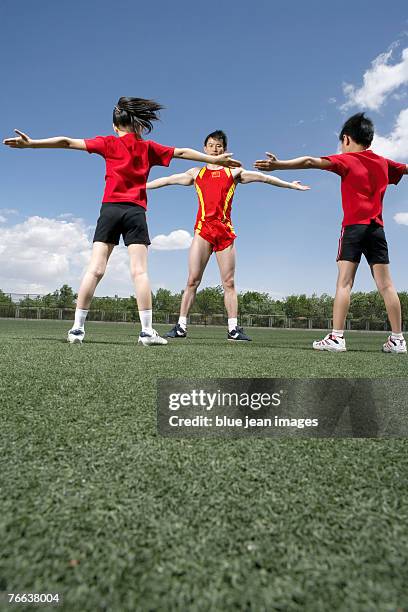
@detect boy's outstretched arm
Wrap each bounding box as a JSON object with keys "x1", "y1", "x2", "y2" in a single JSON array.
[
  {"x1": 173, "y1": 148, "x2": 241, "y2": 168},
  {"x1": 239, "y1": 169, "x2": 310, "y2": 190},
  {"x1": 147, "y1": 170, "x2": 195, "y2": 189},
  {"x1": 254, "y1": 152, "x2": 331, "y2": 171},
  {"x1": 3, "y1": 129, "x2": 86, "y2": 150}
]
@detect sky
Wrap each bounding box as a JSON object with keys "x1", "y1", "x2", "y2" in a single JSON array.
[{"x1": 1, "y1": 0, "x2": 408, "y2": 298}]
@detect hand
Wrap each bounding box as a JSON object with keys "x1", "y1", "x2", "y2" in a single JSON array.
[
  {"x1": 253, "y1": 152, "x2": 278, "y2": 171},
  {"x1": 292, "y1": 181, "x2": 311, "y2": 191},
  {"x1": 3, "y1": 129, "x2": 33, "y2": 148},
  {"x1": 215, "y1": 152, "x2": 242, "y2": 168}
]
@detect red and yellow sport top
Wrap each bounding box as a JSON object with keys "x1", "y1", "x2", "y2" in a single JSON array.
[{"x1": 194, "y1": 166, "x2": 236, "y2": 233}]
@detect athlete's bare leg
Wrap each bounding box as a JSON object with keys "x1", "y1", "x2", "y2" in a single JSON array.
[
  {"x1": 179, "y1": 233, "x2": 212, "y2": 317},
  {"x1": 76, "y1": 241, "x2": 115, "y2": 309},
  {"x1": 128, "y1": 244, "x2": 152, "y2": 310},
  {"x1": 127, "y1": 244, "x2": 167, "y2": 344},
  {"x1": 215, "y1": 242, "x2": 237, "y2": 318},
  {"x1": 371, "y1": 264, "x2": 402, "y2": 333},
  {"x1": 332, "y1": 260, "x2": 359, "y2": 330}
]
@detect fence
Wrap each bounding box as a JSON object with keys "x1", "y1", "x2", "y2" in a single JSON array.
[{"x1": 0, "y1": 304, "x2": 402, "y2": 331}]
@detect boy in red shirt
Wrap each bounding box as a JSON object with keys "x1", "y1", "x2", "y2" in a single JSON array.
[
  {"x1": 3, "y1": 97, "x2": 241, "y2": 346},
  {"x1": 254, "y1": 113, "x2": 407, "y2": 354}
]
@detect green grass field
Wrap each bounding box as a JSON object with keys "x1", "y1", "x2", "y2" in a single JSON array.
[{"x1": 1, "y1": 320, "x2": 408, "y2": 612}]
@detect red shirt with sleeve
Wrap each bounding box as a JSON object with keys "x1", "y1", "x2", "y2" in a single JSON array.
[
  {"x1": 84, "y1": 133, "x2": 175, "y2": 209},
  {"x1": 321, "y1": 149, "x2": 406, "y2": 227}
]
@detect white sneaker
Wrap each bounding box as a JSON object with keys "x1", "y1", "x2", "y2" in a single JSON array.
[
  {"x1": 67, "y1": 328, "x2": 85, "y2": 344},
  {"x1": 382, "y1": 335, "x2": 407, "y2": 354},
  {"x1": 138, "y1": 329, "x2": 168, "y2": 346},
  {"x1": 313, "y1": 333, "x2": 346, "y2": 352}
]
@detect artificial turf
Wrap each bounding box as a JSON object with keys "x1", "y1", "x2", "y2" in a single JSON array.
[{"x1": 1, "y1": 320, "x2": 408, "y2": 611}]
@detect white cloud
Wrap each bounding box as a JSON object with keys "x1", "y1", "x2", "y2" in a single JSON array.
[
  {"x1": 0, "y1": 215, "x2": 137, "y2": 295},
  {"x1": 392, "y1": 92, "x2": 407, "y2": 101},
  {"x1": 341, "y1": 45, "x2": 408, "y2": 111},
  {"x1": 0, "y1": 208, "x2": 18, "y2": 215},
  {"x1": 0, "y1": 216, "x2": 194, "y2": 295},
  {"x1": 150, "y1": 229, "x2": 193, "y2": 251},
  {"x1": 394, "y1": 212, "x2": 408, "y2": 225},
  {"x1": 0, "y1": 215, "x2": 6, "y2": 223},
  {"x1": 0, "y1": 216, "x2": 90, "y2": 293},
  {"x1": 372, "y1": 108, "x2": 408, "y2": 158}
]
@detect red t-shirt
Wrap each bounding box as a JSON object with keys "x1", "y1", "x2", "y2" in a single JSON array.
[
  {"x1": 321, "y1": 150, "x2": 406, "y2": 227},
  {"x1": 85, "y1": 133, "x2": 175, "y2": 209}
]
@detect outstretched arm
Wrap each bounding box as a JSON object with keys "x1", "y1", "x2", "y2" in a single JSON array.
[
  {"x1": 239, "y1": 169, "x2": 310, "y2": 190},
  {"x1": 3, "y1": 129, "x2": 86, "y2": 150},
  {"x1": 254, "y1": 152, "x2": 331, "y2": 171},
  {"x1": 147, "y1": 170, "x2": 195, "y2": 189},
  {"x1": 173, "y1": 147, "x2": 241, "y2": 168}
]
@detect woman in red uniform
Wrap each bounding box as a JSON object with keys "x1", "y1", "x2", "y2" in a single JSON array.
[
  {"x1": 3, "y1": 101, "x2": 241, "y2": 346},
  {"x1": 147, "y1": 130, "x2": 309, "y2": 341}
]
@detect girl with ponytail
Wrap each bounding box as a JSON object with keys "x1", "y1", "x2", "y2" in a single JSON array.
[{"x1": 4, "y1": 97, "x2": 241, "y2": 345}]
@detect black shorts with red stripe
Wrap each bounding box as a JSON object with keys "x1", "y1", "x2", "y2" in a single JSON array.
[{"x1": 336, "y1": 221, "x2": 389, "y2": 265}]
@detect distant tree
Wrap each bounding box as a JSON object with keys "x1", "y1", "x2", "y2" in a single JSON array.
[
  {"x1": 271, "y1": 299, "x2": 284, "y2": 313},
  {"x1": 366, "y1": 291, "x2": 387, "y2": 320},
  {"x1": 6, "y1": 282, "x2": 405, "y2": 325},
  {"x1": 92, "y1": 295, "x2": 122, "y2": 310},
  {"x1": 284, "y1": 294, "x2": 312, "y2": 318},
  {"x1": 154, "y1": 288, "x2": 176, "y2": 312},
  {"x1": 172, "y1": 291, "x2": 183, "y2": 313},
  {"x1": 120, "y1": 296, "x2": 138, "y2": 311},
  {"x1": 18, "y1": 295, "x2": 43, "y2": 307},
  {"x1": 0, "y1": 290, "x2": 13, "y2": 304},
  {"x1": 55, "y1": 284, "x2": 77, "y2": 308},
  {"x1": 39, "y1": 293, "x2": 58, "y2": 307},
  {"x1": 240, "y1": 291, "x2": 274, "y2": 314},
  {"x1": 399, "y1": 292, "x2": 408, "y2": 322},
  {"x1": 349, "y1": 291, "x2": 386, "y2": 320},
  {"x1": 194, "y1": 286, "x2": 224, "y2": 318},
  {"x1": 309, "y1": 293, "x2": 334, "y2": 318}
]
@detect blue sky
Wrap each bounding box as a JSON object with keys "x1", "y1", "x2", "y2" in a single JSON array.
[{"x1": 1, "y1": 0, "x2": 408, "y2": 297}]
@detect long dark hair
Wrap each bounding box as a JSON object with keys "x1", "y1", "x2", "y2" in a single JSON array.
[{"x1": 113, "y1": 97, "x2": 164, "y2": 135}]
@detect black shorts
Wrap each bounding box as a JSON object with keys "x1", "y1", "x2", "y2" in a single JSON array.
[
  {"x1": 337, "y1": 222, "x2": 389, "y2": 265},
  {"x1": 93, "y1": 203, "x2": 150, "y2": 246}
]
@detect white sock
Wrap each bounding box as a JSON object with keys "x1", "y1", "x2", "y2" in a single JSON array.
[
  {"x1": 391, "y1": 332, "x2": 404, "y2": 340},
  {"x1": 332, "y1": 329, "x2": 344, "y2": 338},
  {"x1": 73, "y1": 308, "x2": 88, "y2": 330},
  {"x1": 139, "y1": 309, "x2": 153, "y2": 334},
  {"x1": 178, "y1": 316, "x2": 187, "y2": 331},
  {"x1": 228, "y1": 318, "x2": 238, "y2": 332}
]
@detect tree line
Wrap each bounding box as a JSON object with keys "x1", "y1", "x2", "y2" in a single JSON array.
[{"x1": 1, "y1": 285, "x2": 408, "y2": 320}]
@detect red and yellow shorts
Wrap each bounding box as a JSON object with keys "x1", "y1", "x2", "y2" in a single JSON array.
[{"x1": 195, "y1": 219, "x2": 237, "y2": 252}]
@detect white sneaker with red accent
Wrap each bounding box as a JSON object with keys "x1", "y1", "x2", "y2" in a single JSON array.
[
  {"x1": 313, "y1": 333, "x2": 346, "y2": 352},
  {"x1": 382, "y1": 336, "x2": 407, "y2": 354}
]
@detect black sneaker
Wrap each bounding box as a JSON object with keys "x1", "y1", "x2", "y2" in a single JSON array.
[
  {"x1": 165, "y1": 323, "x2": 187, "y2": 338},
  {"x1": 227, "y1": 326, "x2": 252, "y2": 341}
]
